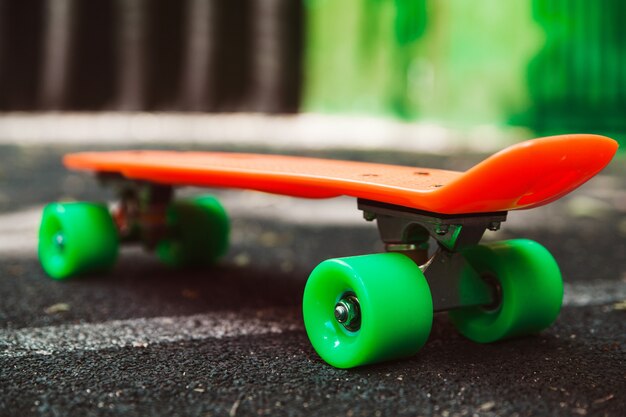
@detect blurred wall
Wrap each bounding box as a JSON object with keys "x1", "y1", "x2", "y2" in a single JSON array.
[{"x1": 0, "y1": 0, "x2": 302, "y2": 112}]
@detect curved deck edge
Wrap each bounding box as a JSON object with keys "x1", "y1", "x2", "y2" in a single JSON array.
[
  {"x1": 62, "y1": 134, "x2": 618, "y2": 215},
  {"x1": 427, "y1": 134, "x2": 618, "y2": 213}
]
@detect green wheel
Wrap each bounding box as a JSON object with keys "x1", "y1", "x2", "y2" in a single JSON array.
[
  {"x1": 449, "y1": 239, "x2": 563, "y2": 343},
  {"x1": 303, "y1": 253, "x2": 433, "y2": 368},
  {"x1": 38, "y1": 202, "x2": 119, "y2": 279},
  {"x1": 156, "y1": 195, "x2": 229, "y2": 267}
]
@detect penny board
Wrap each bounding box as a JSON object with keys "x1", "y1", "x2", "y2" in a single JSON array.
[{"x1": 63, "y1": 134, "x2": 618, "y2": 215}]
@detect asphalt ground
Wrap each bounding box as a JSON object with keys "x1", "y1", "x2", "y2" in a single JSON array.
[{"x1": 0, "y1": 144, "x2": 625, "y2": 417}]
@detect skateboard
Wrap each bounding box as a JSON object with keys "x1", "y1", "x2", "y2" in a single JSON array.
[{"x1": 38, "y1": 134, "x2": 618, "y2": 368}]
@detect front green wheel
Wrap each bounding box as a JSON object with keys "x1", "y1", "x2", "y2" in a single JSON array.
[
  {"x1": 156, "y1": 195, "x2": 230, "y2": 267},
  {"x1": 303, "y1": 253, "x2": 433, "y2": 368},
  {"x1": 38, "y1": 202, "x2": 119, "y2": 279},
  {"x1": 449, "y1": 239, "x2": 563, "y2": 343}
]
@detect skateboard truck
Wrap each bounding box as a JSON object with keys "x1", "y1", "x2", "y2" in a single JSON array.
[
  {"x1": 97, "y1": 173, "x2": 173, "y2": 249},
  {"x1": 358, "y1": 198, "x2": 507, "y2": 312}
]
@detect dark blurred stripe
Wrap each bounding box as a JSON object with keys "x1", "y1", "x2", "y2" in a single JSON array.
[
  {"x1": 0, "y1": 0, "x2": 45, "y2": 110},
  {"x1": 146, "y1": 0, "x2": 185, "y2": 110},
  {"x1": 213, "y1": 0, "x2": 253, "y2": 112},
  {"x1": 67, "y1": 0, "x2": 117, "y2": 109}
]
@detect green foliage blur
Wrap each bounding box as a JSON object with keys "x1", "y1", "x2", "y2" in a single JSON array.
[{"x1": 303, "y1": 0, "x2": 626, "y2": 144}]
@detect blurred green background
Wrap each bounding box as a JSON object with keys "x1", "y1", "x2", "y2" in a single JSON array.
[{"x1": 304, "y1": 0, "x2": 626, "y2": 143}]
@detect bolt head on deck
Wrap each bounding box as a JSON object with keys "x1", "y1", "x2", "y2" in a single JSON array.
[
  {"x1": 488, "y1": 221, "x2": 501, "y2": 231},
  {"x1": 435, "y1": 224, "x2": 450, "y2": 235}
]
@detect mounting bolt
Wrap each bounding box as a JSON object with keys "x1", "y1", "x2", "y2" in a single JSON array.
[
  {"x1": 363, "y1": 211, "x2": 377, "y2": 222},
  {"x1": 334, "y1": 294, "x2": 361, "y2": 331},
  {"x1": 488, "y1": 221, "x2": 501, "y2": 231},
  {"x1": 334, "y1": 304, "x2": 348, "y2": 322},
  {"x1": 435, "y1": 224, "x2": 450, "y2": 235}
]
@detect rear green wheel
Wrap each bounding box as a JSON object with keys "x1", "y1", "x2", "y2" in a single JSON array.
[
  {"x1": 449, "y1": 239, "x2": 563, "y2": 343},
  {"x1": 38, "y1": 202, "x2": 119, "y2": 279},
  {"x1": 303, "y1": 252, "x2": 433, "y2": 368},
  {"x1": 156, "y1": 195, "x2": 229, "y2": 267}
]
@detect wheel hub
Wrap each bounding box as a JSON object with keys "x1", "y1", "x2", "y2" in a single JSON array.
[
  {"x1": 53, "y1": 232, "x2": 65, "y2": 251},
  {"x1": 480, "y1": 273, "x2": 503, "y2": 312},
  {"x1": 334, "y1": 294, "x2": 361, "y2": 331}
]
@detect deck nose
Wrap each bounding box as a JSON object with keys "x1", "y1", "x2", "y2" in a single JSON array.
[
  {"x1": 518, "y1": 135, "x2": 618, "y2": 206},
  {"x1": 562, "y1": 134, "x2": 619, "y2": 160},
  {"x1": 516, "y1": 134, "x2": 618, "y2": 207},
  {"x1": 431, "y1": 134, "x2": 619, "y2": 214}
]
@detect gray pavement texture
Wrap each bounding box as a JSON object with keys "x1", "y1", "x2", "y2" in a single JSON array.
[{"x1": 0, "y1": 143, "x2": 625, "y2": 417}]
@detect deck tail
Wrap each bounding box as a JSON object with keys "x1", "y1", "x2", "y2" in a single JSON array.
[{"x1": 431, "y1": 134, "x2": 618, "y2": 213}]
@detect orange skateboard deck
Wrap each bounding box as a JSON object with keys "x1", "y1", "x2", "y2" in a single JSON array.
[{"x1": 64, "y1": 134, "x2": 617, "y2": 214}]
